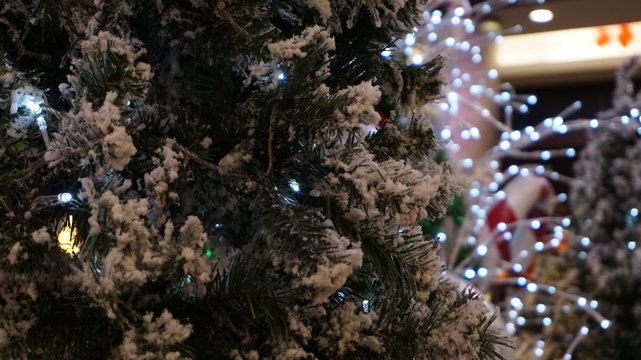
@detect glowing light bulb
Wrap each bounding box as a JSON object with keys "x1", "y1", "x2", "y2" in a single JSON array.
[
  {"x1": 57, "y1": 193, "x2": 73, "y2": 203},
  {"x1": 36, "y1": 115, "x2": 47, "y2": 131},
  {"x1": 57, "y1": 216, "x2": 80, "y2": 255},
  {"x1": 529, "y1": 9, "x2": 554, "y2": 23},
  {"x1": 362, "y1": 299, "x2": 370, "y2": 313},
  {"x1": 464, "y1": 268, "x2": 476, "y2": 279},
  {"x1": 288, "y1": 179, "x2": 300, "y2": 192},
  {"x1": 477, "y1": 245, "x2": 488, "y2": 256},
  {"x1": 600, "y1": 319, "x2": 611, "y2": 329}
]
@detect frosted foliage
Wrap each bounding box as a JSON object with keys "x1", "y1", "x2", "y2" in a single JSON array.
[
  {"x1": 299, "y1": 228, "x2": 363, "y2": 304},
  {"x1": 326, "y1": 147, "x2": 450, "y2": 225},
  {"x1": 318, "y1": 302, "x2": 383, "y2": 355},
  {"x1": 268, "y1": 25, "x2": 335, "y2": 59},
  {"x1": 306, "y1": 0, "x2": 332, "y2": 21},
  {"x1": 45, "y1": 91, "x2": 136, "y2": 174},
  {"x1": 118, "y1": 310, "x2": 191, "y2": 360},
  {"x1": 0, "y1": 0, "x2": 505, "y2": 358}
]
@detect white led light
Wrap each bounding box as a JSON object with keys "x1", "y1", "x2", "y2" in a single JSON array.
[
  {"x1": 530, "y1": 132, "x2": 540, "y2": 141},
  {"x1": 535, "y1": 165, "x2": 545, "y2": 175},
  {"x1": 529, "y1": 9, "x2": 554, "y2": 23},
  {"x1": 510, "y1": 130, "x2": 521, "y2": 141},
  {"x1": 477, "y1": 267, "x2": 488, "y2": 277},
  {"x1": 516, "y1": 316, "x2": 526, "y2": 326},
  {"x1": 472, "y1": 54, "x2": 482, "y2": 63},
  {"x1": 527, "y1": 95, "x2": 538, "y2": 105},
  {"x1": 534, "y1": 241, "x2": 545, "y2": 251},
  {"x1": 445, "y1": 37, "x2": 456, "y2": 47},
  {"x1": 277, "y1": 72, "x2": 286, "y2": 81},
  {"x1": 581, "y1": 237, "x2": 590, "y2": 246},
  {"x1": 462, "y1": 158, "x2": 474, "y2": 169},
  {"x1": 558, "y1": 193, "x2": 568, "y2": 202},
  {"x1": 563, "y1": 354, "x2": 572, "y2": 360},
  {"x1": 519, "y1": 104, "x2": 529, "y2": 113},
  {"x1": 428, "y1": 32, "x2": 438, "y2": 42},
  {"x1": 566, "y1": 148, "x2": 576, "y2": 158},
  {"x1": 590, "y1": 119, "x2": 599, "y2": 128},
  {"x1": 461, "y1": 129, "x2": 471, "y2": 140},
  {"x1": 520, "y1": 168, "x2": 530, "y2": 177},
  {"x1": 288, "y1": 179, "x2": 300, "y2": 192},
  {"x1": 24, "y1": 98, "x2": 42, "y2": 114},
  {"x1": 526, "y1": 283, "x2": 538, "y2": 292},
  {"x1": 534, "y1": 348, "x2": 544, "y2": 357},
  {"x1": 600, "y1": 319, "x2": 611, "y2": 329},
  {"x1": 488, "y1": 69, "x2": 499, "y2": 79},
  {"x1": 631, "y1": 208, "x2": 639, "y2": 217},
  {"x1": 453, "y1": 6, "x2": 465, "y2": 17},
  {"x1": 510, "y1": 297, "x2": 524, "y2": 309},
  {"x1": 436, "y1": 232, "x2": 447, "y2": 242},
  {"x1": 589, "y1": 300, "x2": 598, "y2": 309},
  {"x1": 497, "y1": 222, "x2": 508, "y2": 231},
  {"x1": 508, "y1": 310, "x2": 517, "y2": 319},
  {"x1": 519, "y1": 250, "x2": 529, "y2": 258},
  {"x1": 503, "y1": 232, "x2": 513, "y2": 241},
  {"x1": 550, "y1": 238, "x2": 560, "y2": 247},
  {"x1": 508, "y1": 165, "x2": 519, "y2": 175},
  {"x1": 562, "y1": 218, "x2": 571, "y2": 227},
  {"x1": 577, "y1": 297, "x2": 587, "y2": 306},
  {"x1": 517, "y1": 277, "x2": 527, "y2": 286},
  {"x1": 440, "y1": 128, "x2": 452, "y2": 140},
  {"x1": 469, "y1": 127, "x2": 480, "y2": 138},
  {"x1": 362, "y1": 299, "x2": 370, "y2": 313},
  {"x1": 536, "y1": 303, "x2": 546, "y2": 313},
  {"x1": 464, "y1": 268, "x2": 476, "y2": 279},
  {"x1": 580, "y1": 326, "x2": 589, "y2": 335},
  {"x1": 621, "y1": 115, "x2": 630, "y2": 125},
  {"x1": 631, "y1": 108, "x2": 640, "y2": 117},
  {"x1": 57, "y1": 193, "x2": 73, "y2": 203},
  {"x1": 512, "y1": 263, "x2": 522, "y2": 272},
  {"x1": 411, "y1": 54, "x2": 424, "y2": 65},
  {"x1": 405, "y1": 34, "x2": 416, "y2": 46},
  {"x1": 628, "y1": 241, "x2": 636, "y2": 250},
  {"x1": 380, "y1": 50, "x2": 392, "y2": 58},
  {"x1": 547, "y1": 286, "x2": 556, "y2": 294},
  {"x1": 543, "y1": 317, "x2": 552, "y2": 326},
  {"x1": 494, "y1": 173, "x2": 504, "y2": 182},
  {"x1": 477, "y1": 245, "x2": 488, "y2": 256},
  {"x1": 36, "y1": 115, "x2": 47, "y2": 131},
  {"x1": 488, "y1": 182, "x2": 499, "y2": 192},
  {"x1": 541, "y1": 151, "x2": 551, "y2": 161}
]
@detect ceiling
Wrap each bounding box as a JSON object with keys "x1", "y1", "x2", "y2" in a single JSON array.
[{"x1": 483, "y1": 0, "x2": 641, "y2": 34}]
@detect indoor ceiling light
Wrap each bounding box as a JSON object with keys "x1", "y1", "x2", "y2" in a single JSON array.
[{"x1": 529, "y1": 9, "x2": 554, "y2": 23}]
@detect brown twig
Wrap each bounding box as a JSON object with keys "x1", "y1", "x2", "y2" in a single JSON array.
[{"x1": 266, "y1": 106, "x2": 277, "y2": 176}]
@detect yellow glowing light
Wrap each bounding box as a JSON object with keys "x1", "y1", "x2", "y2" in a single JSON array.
[{"x1": 57, "y1": 216, "x2": 80, "y2": 255}]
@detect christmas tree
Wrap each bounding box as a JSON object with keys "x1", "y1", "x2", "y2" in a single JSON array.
[
  {"x1": 526, "y1": 58, "x2": 641, "y2": 360},
  {"x1": 0, "y1": 1, "x2": 510, "y2": 359}
]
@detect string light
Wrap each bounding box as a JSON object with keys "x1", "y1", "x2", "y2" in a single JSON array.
[{"x1": 57, "y1": 216, "x2": 80, "y2": 255}]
